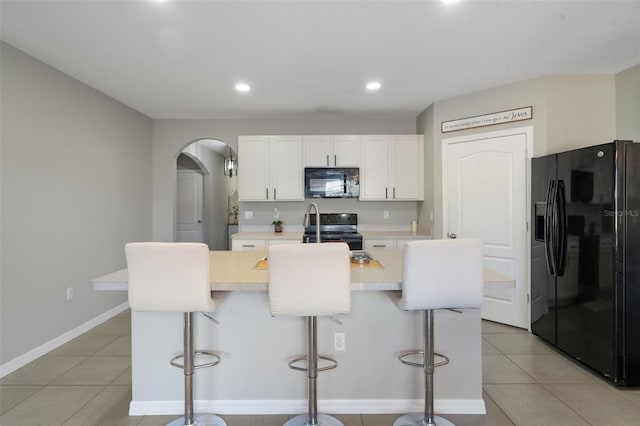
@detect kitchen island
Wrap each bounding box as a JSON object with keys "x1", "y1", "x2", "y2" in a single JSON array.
[{"x1": 93, "y1": 250, "x2": 513, "y2": 416}]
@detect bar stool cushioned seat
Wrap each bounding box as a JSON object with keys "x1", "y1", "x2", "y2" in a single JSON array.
[
  {"x1": 268, "y1": 242, "x2": 351, "y2": 426},
  {"x1": 392, "y1": 239, "x2": 483, "y2": 426},
  {"x1": 126, "y1": 242, "x2": 226, "y2": 426}
]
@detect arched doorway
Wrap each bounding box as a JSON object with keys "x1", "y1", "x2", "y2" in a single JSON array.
[{"x1": 175, "y1": 138, "x2": 237, "y2": 249}]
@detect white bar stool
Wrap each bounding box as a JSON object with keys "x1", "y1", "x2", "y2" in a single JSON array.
[
  {"x1": 391, "y1": 239, "x2": 483, "y2": 426},
  {"x1": 268, "y1": 242, "x2": 351, "y2": 426},
  {"x1": 125, "y1": 242, "x2": 226, "y2": 426}
]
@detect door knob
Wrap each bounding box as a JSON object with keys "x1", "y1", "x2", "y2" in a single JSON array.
[{"x1": 448, "y1": 232, "x2": 457, "y2": 239}]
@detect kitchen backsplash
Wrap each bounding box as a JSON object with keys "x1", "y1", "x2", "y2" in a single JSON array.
[{"x1": 238, "y1": 199, "x2": 419, "y2": 230}]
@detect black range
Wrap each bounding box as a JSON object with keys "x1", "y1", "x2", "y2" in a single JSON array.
[{"x1": 302, "y1": 213, "x2": 363, "y2": 250}]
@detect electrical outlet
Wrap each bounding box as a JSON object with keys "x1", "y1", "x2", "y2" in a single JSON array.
[
  {"x1": 274, "y1": 208, "x2": 279, "y2": 219},
  {"x1": 383, "y1": 210, "x2": 389, "y2": 219},
  {"x1": 244, "y1": 211, "x2": 253, "y2": 219},
  {"x1": 66, "y1": 287, "x2": 74, "y2": 301},
  {"x1": 334, "y1": 332, "x2": 345, "y2": 351}
]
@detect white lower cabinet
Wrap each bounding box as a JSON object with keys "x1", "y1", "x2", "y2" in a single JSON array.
[
  {"x1": 364, "y1": 239, "x2": 417, "y2": 252},
  {"x1": 232, "y1": 238, "x2": 301, "y2": 250},
  {"x1": 364, "y1": 240, "x2": 395, "y2": 251},
  {"x1": 231, "y1": 239, "x2": 266, "y2": 251}
]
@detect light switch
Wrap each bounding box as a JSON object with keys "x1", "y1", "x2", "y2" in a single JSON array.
[{"x1": 244, "y1": 211, "x2": 253, "y2": 219}]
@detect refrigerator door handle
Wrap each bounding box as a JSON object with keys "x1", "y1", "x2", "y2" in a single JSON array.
[
  {"x1": 551, "y1": 179, "x2": 561, "y2": 274},
  {"x1": 556, "y1": 181, "x2": 568, "y2": 276},
  {"x1": 544, "y1": 180, "x2": 557, "y2": 276}
]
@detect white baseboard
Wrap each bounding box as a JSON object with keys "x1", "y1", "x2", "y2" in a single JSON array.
[
  {"x1": 129, "y1": 399, "x2": 486, "y2": 416},
  {"x1": 0, "y1": 302, "x2": 129, "y2": 378}
]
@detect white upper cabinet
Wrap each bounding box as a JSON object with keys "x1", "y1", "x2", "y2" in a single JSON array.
[
  {"x1": 303, "y1": 135, "x2": 359, "y2": 167},
  {"x1": 359, "y1": 135, "x2": 390, "y2": 200},
  {"x1": 238, "y1": 136, "x2": 304, "y2": 202},
  {"x1": 269, "y1": 136, "x2": 304, "y2": 201},
  {"x1": 333, "y1": 135, "x2": 360, "y2": 166},
  {"x1": 240, "y1": 134, "x2": 422, "y2": 202},
  {"x1": 238, "y1": 136, "x2": 270, "y2": 201},
  {"x1": 303, "y1": 135, "x2": 333, "y2": 167},
  {"x1": 391, "y1": 135, "x2": 424, "y2": 200},
  {"x1": 359, "y1": 135, "x2": 424, "y2": 201}
]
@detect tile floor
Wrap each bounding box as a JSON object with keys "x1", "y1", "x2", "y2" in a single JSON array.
[{"x1": 2, "y1": 310, "x2": 640, "y2": 425}]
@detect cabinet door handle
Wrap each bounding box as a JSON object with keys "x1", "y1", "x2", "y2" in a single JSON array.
[
  {"x1": 393, "y1": 187, "x2": 396, "y2": 199},
  {"x1": 373, "y1": 244, "x2": 386, "y2": 248},
  {"x1": 266, "y1": 188, "x2": 269, "y2": 199},
  {"x1": 385, "y1": 188, "x2": 388, "y2": 199},
  {"x1": 334, "y1": 154, "x2": 337, "y2": 166},
  {"x1": 243, "y1": 244, "x2": 255, "y2": 248},
  {"x1": 274, "y1": 188, "x2": 277, "y2": 200},
  {"x1": 326, "y1": 155, "x2": 330, "y2": 166}
]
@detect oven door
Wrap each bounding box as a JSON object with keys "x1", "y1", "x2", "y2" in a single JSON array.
[{"x1": 302, "y1": 235, "x2": 363, "y2": 251}]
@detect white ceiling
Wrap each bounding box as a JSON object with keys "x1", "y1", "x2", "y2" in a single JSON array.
[{"x1": 1, "y1": 0, "x2": 639, "y2": 119}]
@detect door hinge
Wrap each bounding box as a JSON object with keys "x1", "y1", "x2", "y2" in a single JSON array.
[{"x1": 527, "y1": 294, "x2": 530, "y2": 304}]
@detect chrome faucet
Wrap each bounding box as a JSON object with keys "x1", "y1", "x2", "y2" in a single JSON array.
[{"x1": 303, "y1": 202, "x2": 320, "y2": 244}]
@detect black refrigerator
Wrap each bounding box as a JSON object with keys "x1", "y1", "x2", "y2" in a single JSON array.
[{"x1": 531, "y1": 140, "x2": 640, "y2": 386}]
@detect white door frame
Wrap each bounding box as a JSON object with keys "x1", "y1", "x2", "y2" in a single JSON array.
[{"x1": 442, "y1": 125, "x2": 533, "y2": 328}]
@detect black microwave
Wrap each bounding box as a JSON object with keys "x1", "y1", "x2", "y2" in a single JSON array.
[{"x1": 304, "y1": 168, "x2": 360, "y2": 198}]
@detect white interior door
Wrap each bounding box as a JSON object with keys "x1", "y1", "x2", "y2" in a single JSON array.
[
  {"x1": 176, "y1": 171, "x2": 204, "y2": 242},
  {"x1": 444, "y1": 128, "x2": 531, "y2": 328}
]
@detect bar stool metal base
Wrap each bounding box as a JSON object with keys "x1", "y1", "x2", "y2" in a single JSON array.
[
  {"x1": 284, "y1": 413, "x2": 344, "y2": 426},
  {"x1": 170, "y1": 312, "x2": 225, "y2": 426},
  {"x1": 392, "y1": 413, "x2": 455, "y2": 426},
  {"x1": 167, "y1": 413, "x2": 227, "y2": 426}
]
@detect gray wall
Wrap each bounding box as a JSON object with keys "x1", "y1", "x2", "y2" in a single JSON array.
[
  {"x1": 616, "y1": 63, "x2": 640, "y2": 141},
  {"x1": 416, "y1": 105, "x2": 435, "y2": 235},
  {"x1": 152, "y1": 117, "x2": 417, "y2": 241},
  {"x1": 542, "y1": 75, "x2": 616, "y2": 154},
  {"x1": 0, "y1": 43, "x2": 153, "y2": 365}
]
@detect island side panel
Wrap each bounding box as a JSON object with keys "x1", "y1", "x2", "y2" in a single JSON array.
[{"x1": 130, "y1": 291, "x2": 482, "y2": 411}]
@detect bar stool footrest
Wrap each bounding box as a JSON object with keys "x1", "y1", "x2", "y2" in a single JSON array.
[
  {"x1": 288, "y1": 355, "x2": 338, "y2": 372},
  {"x1": 170, "y1": 350, "x2": 221, "y2": 370},
  {"x1": 398, "y1": 350, "x2": 450, "y2": 368}
]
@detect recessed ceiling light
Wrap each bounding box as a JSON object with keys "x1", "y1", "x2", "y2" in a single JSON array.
[
  {"x1": 366, "y1": 82, "x2": 381, "y2": 91},
  {"x1": 235, "y1": 83, "x2": 251, "y2": 93}
]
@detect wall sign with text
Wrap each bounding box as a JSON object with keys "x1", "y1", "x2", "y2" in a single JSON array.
[{"x1": 441, "y1": 106, "x2": 533, "y2": 133}]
